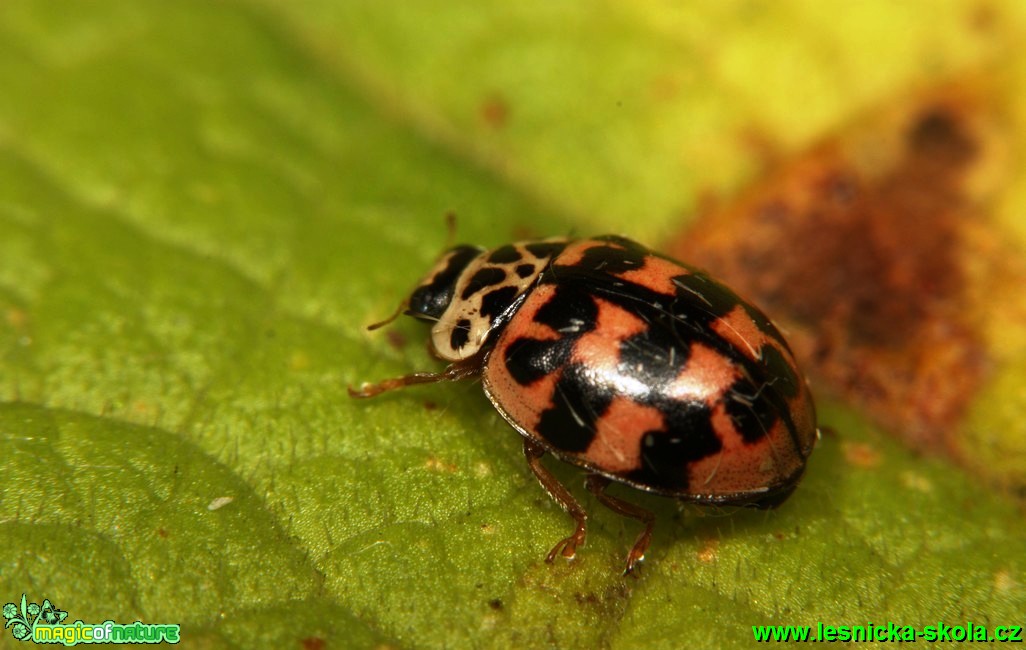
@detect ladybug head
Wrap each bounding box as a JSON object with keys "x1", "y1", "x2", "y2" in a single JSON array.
[{"x1": 405, "y1": 245, "x2": 484, "y2": 322}]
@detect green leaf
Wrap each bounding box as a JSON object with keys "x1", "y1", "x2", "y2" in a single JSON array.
[{"x1": 2, "y1": 1, "x2": 1025, "y2": 648}]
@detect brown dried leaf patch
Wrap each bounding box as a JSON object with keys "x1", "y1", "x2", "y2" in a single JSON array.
[{"x1": 669, "y1": 79, "x2": 1010, "y2": 456}]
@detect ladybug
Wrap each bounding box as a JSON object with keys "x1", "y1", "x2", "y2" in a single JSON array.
[{"x1": 350, "y1": 235, "x2": 818, "y2": 574}]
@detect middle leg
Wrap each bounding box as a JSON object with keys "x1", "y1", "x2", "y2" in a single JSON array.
[{"x1": 523, "y1": 439, "x2": 589, "y2": 563}]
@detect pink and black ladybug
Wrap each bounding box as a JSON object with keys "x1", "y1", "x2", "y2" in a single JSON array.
[{"x1": 350, "y1": 235, "x2": 818, "y2": 574}]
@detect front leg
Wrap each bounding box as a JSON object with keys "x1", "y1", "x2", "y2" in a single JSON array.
[
  {"x1": 348, "y1": 355, "x2": 483, "y2": 398},
  {"x1": 523, "y1": 439, "x2": 589, "y2": 563}
]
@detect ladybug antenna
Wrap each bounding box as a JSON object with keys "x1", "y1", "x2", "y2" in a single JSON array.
[
  {"x1": 444, "y1": 211, "x2": 458, "y2": 248},
  {"x1": 366, "y1": 300, "x2": 407, "y2": 331}
]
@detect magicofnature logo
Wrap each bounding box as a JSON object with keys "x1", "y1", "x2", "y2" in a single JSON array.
[
  {"x1": 3, "y1": 596, "x2": 67, "y2": 641},
  {"x1": 3, "y1": 595, "x2": 180, "y2": 645}
]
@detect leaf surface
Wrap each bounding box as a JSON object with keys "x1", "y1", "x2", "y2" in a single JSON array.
[{"x1": 2, "y1": 1, "x2": 1025, "y2": 648}]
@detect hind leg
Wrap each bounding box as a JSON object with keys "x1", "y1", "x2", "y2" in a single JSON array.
[{"x1": 585, "y1": 474, "x2": 655, "y2": 575}]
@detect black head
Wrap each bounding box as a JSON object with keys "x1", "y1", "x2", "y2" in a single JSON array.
[{"x1": 406, "y1": 245, "x2": 484, "y2": 321}]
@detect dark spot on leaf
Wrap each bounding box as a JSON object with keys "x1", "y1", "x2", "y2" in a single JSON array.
[
  {"x1": 906, "y1": 107, "x2": 977, "y2": 170},
  {"x1": 301, "y1": 637, "x2": 326, "y2": 650},
  {"x1": 562, "y1": 583, "x2": 632, "y2": 619},
  {"x1": 385, "y1": 329, "x2": 407, "y2": 351},
  {"x1": 968, "y1": 3, "x2": 998, "y2": 32},
  {"x1": 574, "y1": 592, "x2": 599, "y2": 605},
  {"x1": 488, "y1": 598, "x2": 503, "y2": 610},
  {"x1": 480, "y1": 93, "x2": 510, "y2": 128}
]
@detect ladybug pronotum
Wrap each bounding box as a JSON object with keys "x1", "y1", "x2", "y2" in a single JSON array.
[{"x1": 350, "y1": 235, "x2": 818, "y2": 574}]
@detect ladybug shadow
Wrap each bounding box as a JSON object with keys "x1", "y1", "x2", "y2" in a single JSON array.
[
  {"x1": 568, "y1": 466, "x2": 837, "y2": 575},
  {"x1": 658, "y1": 439, "x2": 842, "y2": 568}
]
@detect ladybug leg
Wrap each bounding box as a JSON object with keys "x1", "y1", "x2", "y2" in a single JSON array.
[
  {"x1": 348, "y1": 357, "x2": 481, "y2": 398},
  {"x1": 523, "y1": 439, "x2": 588, "y2": 564},
  {"x1": 585, "y1": 474, "x2": 655, "y2": 575}
]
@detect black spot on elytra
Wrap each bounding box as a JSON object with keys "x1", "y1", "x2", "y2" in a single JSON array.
[
  {"x1": 665, "y1": 271, "x2": 798, "y2": 360},
  {"x1": 629, "y1": 403, "x2": 722, "y2": 491},
  {"x1": 479, "y1": 286, "x2": 519, "y2": 325},
  {"x1": 503, "y1": 337, "x2": 572, "y2": 385},
  {"x1": 515, "y1": 263, "x2": 536, "y2": 279},
  {"x1": 450, "y1": 318, "x2": 471, "y2": 351},
  {"x1": 408, "y1": 245, "x2": 482, "y2": 320},
  {"x1": 760, "y1": 345, "x2": 800, "y2": 398},
  {"x1": 742, "y1": 302, "x2": 793, "y2": 352},
  {"x1": 535, "y1": 363, "x2": 611, "y2": 452},
  {"x1": 671, "y1": 273, "x2": 739, "y2": 319},
  {"x1": 594, "y1": 234, "x2": 649, "y2": 253},
  {"x1": 533, "y1": 284, "x2": 598, "y2": 333},
  {"x1": 568, "y1": 240, "x2": 647, "y2": 275},
  {"x1": 461, "y1": 267, "x2": 507, "y2": 300},
  {"x1": 488, "y1": 245, "x2": 521, "y2": 264},
  {"x1": 513, "y1": 238, "x2": 809, "y2": 492},
  {"x1": 724, "y1": 376, "x2": 778, "y2": 444},
  {"x1": 725, "y1": 350, "x2": 805, "y2": 453},
  {"x1": 617, "y1": 321, "x2": 691, "y2": 387},
  {"x1": 504, "y1": 284, "x2": 598, "y2": 390},
  {"x1": 514, "y1": 286, "x2": 608, "y2": 451}
]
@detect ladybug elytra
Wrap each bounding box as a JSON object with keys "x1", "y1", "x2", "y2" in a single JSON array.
[{"x1": 350, "y1": 235, "x2": 818, "y2": 574}]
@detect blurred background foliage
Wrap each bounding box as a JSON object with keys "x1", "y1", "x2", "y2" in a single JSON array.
[{"x1": 1, "y1": 1, "x2": 1025, "y2": 648}]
